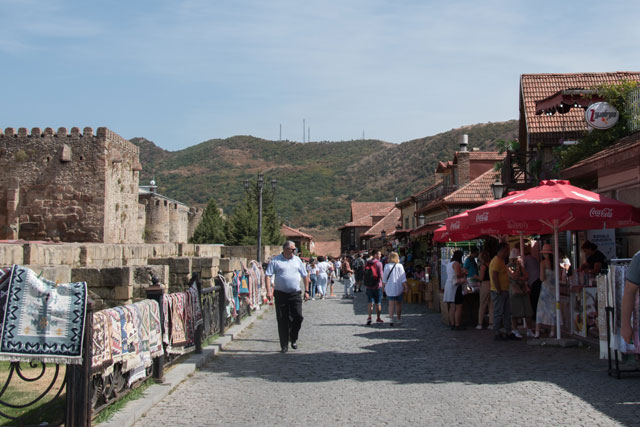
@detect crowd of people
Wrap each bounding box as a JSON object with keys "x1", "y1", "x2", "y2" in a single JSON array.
[{"x1": 443, "y1": 240, "x2": 609, "y2": 340}]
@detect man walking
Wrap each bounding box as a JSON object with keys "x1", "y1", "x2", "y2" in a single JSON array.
[
  {"x1": 490, "y1": 242, "x2": 515, "y2": 340},
  {"x1": 353, "y1": 253, "x2": 365, "y2": 292},
  {"x1": 266, "y1": 241, "x2": 310, "y2": 353},
  {"x1": 363, "y1": 250, "x2": 385, "y2": 325}
]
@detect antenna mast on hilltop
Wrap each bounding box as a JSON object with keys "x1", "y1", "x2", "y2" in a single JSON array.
[
  {"x1": 279, "y1": 124, "x2": 282, "y2": 141},
  {"x1": 303, "y1": 119, "x2": 306, "y2": 142},
  {"x1": 308, "y1": 127, "x2": 310, "y2": 142},
  {"x1": 362, "y1": 130, "x2": 365, "y2": 141}
]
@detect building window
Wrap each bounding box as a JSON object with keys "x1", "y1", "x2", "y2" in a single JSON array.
[
  {"x1": 405, "y1": 217, "x2": 409, "y2": 229},
  {"x1": 453, "y1": 168, "x2": 458, "y2": 186}
]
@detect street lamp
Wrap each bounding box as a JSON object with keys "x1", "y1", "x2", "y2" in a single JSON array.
[
  {"x1": 491, "y1": 180, "x2": 506, "y2": 200},
  {"x1": 244, "y1": 174, "x2": 277, "y2": 264}
]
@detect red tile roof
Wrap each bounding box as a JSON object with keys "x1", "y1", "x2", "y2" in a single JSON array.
[
  {"x1": 561, "y1": 131, "x2": 640, "y2": 179},
  {"x1": 363, "y1": 207, "x2": 401, "y2": 237},
  {"x1": 416, "y1": 169, "x2": 499, "y2": 214},
  {"x1": 281, "y1": 224, "x2": 314, "y2": 240},
  {"x1": 521, "y1": 72, "x2": 640, "y2": 146},
  {"x1": 350, "y1": 201, "x2": 396, "y2": 222},
  {"x1": 463, "y1": 151, "x2": 504, "y2": 161},
  {"x1": 313, "y1": 241, "x2": 341, "y2": 258},
  {"x1": 341, "y1": 202, "x2": 396, "y2": 229},
  {"x1": 443, "y1": 168, "x2": 500, "y2": 204}
]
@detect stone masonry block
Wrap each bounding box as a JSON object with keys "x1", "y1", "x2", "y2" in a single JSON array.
[
  {"x1": 24, "y1": 265, "x2": 71, "y2": 283},
  {"x1": 178, "y1": 243, "x2": 196, "y2": 257},
  {"x1": 114, "y1": 285, "x2": 133, "y2": 300},
  {"x1": 148, "y1": 257, "x2": 192, "y2": 274},
  {"x1": 0, "y1": 244, "x2": 23, "y2": 266},
  {"x1": 218, "y1": 257, "x2": 244, "y2": 273},
  {"x1": 71, "y1": 266, "x2": 134, "y2": 288},
  {"x1": 194, "y1": 244, "x2": 222, "y2": 258}
]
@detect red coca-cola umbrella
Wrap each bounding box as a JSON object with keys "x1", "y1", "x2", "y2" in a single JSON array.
[
  {"x1": 467, "y1": 180, "x2": 640, "y2": 339},
  {"x1": 433, "y1": 225, "x2": 478, "y2": 243}
]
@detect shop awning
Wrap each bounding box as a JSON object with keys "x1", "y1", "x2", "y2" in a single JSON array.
[
  {"x1": 535, "y1": 89, "x2": 604, "y2": 115},
  {"x1": 410, "y1": 221, "x2": 442, "y2": 237}
]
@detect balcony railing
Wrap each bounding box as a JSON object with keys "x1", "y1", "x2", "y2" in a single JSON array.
[
  {"x1": 415, "y1": 182, "x2": 457, "y2": 209},
  {"x1": 501, "y1": 150, "x2": 538, "y2": 189}
]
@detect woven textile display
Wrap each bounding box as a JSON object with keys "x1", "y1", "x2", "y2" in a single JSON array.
[
  {"x1": 162, "y1": 291, "x2": 200, "y2": 354},
  {"x1": 0, "y1": 265, "x2": 88, "y2": 365},
  {"x1": 91, "y1": 300, "x2": 163, "y2": 378}
]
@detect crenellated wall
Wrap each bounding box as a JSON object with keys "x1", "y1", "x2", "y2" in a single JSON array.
[{"x1": 0, "y1": 126, "x2": 141, "y2": 243}]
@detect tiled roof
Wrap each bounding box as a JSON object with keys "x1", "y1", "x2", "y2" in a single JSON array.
[
  {"x1": 313, "y1": 241, "x2": 341, "y2": 258},
  {"x1": 350, "y1": 201, "x2": 396, "y2": 222},
  {"x1": 281, "y1": 224, "x2": 314, "y2": 240},
  {"x1": 416, "y1": 169, "x2": 499, "y2": 214},
  {"x1": 443, "y1": 168, "x2": 500, "y2": 204},
  {"x1": 561, "y1": 131, "x2": 640, "y2": 179},
  {"x1": 521, "y1": 72, "x2": 640, "y2": 146},
  {"x1": 363, "y1": 207, "x2": 401, "y2": 237},
  {"x1": 341, "y1": 216, "x2": 374, "y2": 228},
  {"x1": 465, "y1": 151, "x2": 503, "y2": 161}
]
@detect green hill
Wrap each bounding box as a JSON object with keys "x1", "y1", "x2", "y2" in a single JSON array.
[{"x1": 131, "y1": 120, "x2": 518, "y2": 239}]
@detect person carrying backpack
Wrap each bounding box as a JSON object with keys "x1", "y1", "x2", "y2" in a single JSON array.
[
  {"x1": 352, "y1": 253, "x2": 365, "y2": 292},
  {"x1": 363, "y1": 250, "x2": 385, "y2": 325}
]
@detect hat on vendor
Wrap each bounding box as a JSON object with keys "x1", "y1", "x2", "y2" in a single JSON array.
[
  {"x1": 509, "y1": 247, "x2": 520, "y2": 259},
  {"x1": 540, "y1": 243, "x2": 553, "y2": 254}
]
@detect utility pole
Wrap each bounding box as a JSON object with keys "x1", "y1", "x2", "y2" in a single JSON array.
[{"x1": 244, "y1": 175, "x2": 277, "y2": 265}]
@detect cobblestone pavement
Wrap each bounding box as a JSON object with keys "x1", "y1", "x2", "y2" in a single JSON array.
[{"x1": 136, "y1": 288, "x2": 640, "y2": 426}]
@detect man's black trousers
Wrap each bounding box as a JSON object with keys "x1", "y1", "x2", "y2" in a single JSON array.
[{"x1": 273, "y1": 290, "x2": 304, "y2": 349}]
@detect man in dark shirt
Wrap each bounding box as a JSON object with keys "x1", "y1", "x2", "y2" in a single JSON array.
[{"x1": 579, "y1": 241, "x2": 608, "y2": 275}]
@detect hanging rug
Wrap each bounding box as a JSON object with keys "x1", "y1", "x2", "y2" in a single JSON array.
[{"x1": 0, "y1": 265, "x2": 88, "y2": 365}]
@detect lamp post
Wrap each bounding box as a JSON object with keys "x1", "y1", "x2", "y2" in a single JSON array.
[
  {"x1": 244, "y1": 174, "x2": 277, "y2": 264},
  {"x1": 491, "y1": 180, "x2": 506, "y2": 200}
]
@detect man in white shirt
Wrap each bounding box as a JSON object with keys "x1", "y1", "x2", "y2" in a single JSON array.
[{"x1": 266, "y1": 241, "x2": 310, "y2": 353}]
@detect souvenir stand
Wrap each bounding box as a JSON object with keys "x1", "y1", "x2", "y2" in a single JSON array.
[{"x1": 604, "y1": 258, "x2": 640, "y2": 378}]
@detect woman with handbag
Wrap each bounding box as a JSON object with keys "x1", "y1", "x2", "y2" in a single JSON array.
[
  {"x1": 443, "y1": 250, "x2": 467, "y2": 330},
  {"x1": 382, "y1": 252, "x2": 407, "y2": 326},
  {"x1": 507, "y1": 248, "x2": 533, "y2": 339}
]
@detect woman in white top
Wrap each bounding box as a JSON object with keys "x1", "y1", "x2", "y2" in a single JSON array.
[
  {"x1": 443, "y1": 250, "x2": 467, "y2": 330},
  {"x1": 315, "y1": 256, "x2": 331, "y2": 299},
  {"x1": 382, "y1": 252, "x2": 408, "y2": 326}
]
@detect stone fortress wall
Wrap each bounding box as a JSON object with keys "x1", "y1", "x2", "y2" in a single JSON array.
[
  {"x1": 0, "y1": 126, "x2": 202, "y2": 244},
  {"x1": 0, "y1": 242, "x2": 281, "y2": 310}
]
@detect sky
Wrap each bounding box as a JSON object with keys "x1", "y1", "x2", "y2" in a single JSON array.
[{"x1": 1, "y1": 0, "x2": 639, "y2": 151}]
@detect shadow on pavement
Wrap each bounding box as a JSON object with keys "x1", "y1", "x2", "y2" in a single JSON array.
[{"x1": 202, "y1": 291, "x2": 640, "y2": 425}]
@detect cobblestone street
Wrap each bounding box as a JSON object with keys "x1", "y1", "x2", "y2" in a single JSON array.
[{"x1": 136, "y1": 289, "x2": 640, "y2": 426}]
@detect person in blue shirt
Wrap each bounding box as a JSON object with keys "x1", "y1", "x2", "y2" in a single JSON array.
[
  {"x1": 265, "y1": 241, "x2": 310, "y2": 353},
  {"x1": 464, "y1": 247, "x2": 481, "y2": 283}
]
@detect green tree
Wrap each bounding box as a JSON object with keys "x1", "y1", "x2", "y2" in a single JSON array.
[
  {"x1": 227, "y1": 180, "x2": 284, "y2": 246},
  {"x1": 190, "y1": 198, "x2": 227, "y2": 244}
]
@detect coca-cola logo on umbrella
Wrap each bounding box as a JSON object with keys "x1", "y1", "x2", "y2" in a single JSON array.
[
  {"x1": 450, "y1": 221, "x2": 460, "y2": 230},
  {"x1": 589, "y1": 207, "x2": 613, "y2": 218},
  {"x1": 475, "y1": 212, "x2": 489, "y2": 223}
]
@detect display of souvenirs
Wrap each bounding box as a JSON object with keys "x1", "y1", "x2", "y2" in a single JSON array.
[
  {"x1": 608, "y1": 261, "x2": 639, "y2": 354},
  {"x1": 92, "y1": 299, "x2": 163, "y2": 383}
]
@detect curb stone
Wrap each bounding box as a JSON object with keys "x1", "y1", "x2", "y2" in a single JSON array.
[{"x1": 99, "y1": 304, "x2": 272, "y2": 427}]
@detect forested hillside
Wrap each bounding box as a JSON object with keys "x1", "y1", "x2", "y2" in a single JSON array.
[{"x1": 132, "y1": 120, "x2": 518, "y2": 238}]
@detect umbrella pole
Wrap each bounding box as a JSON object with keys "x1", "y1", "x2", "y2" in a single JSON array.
[
  {"x1": 519, "y1": 233, "x2": 525, "y2": 258},
  {"x1": 554, "y1": 226, "x2": 561, "y2": 340}
]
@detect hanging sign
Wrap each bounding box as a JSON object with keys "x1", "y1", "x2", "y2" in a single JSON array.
[{"x1": 585, "y1": 102, "x2": 619, "y2": 130}]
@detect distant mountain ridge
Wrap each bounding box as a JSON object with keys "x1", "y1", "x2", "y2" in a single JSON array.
[{"x1": 131, "y1": 120, "x2": 518, "y2": 238}]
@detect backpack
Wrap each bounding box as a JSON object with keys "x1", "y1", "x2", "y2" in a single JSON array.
[{"x1": 363, "y1": 261, "x2": 380, "y2": 288}]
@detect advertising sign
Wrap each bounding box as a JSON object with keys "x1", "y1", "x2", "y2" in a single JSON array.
[{"x1": 585, "y1": 102, "x2": 619, "y2": 130}]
